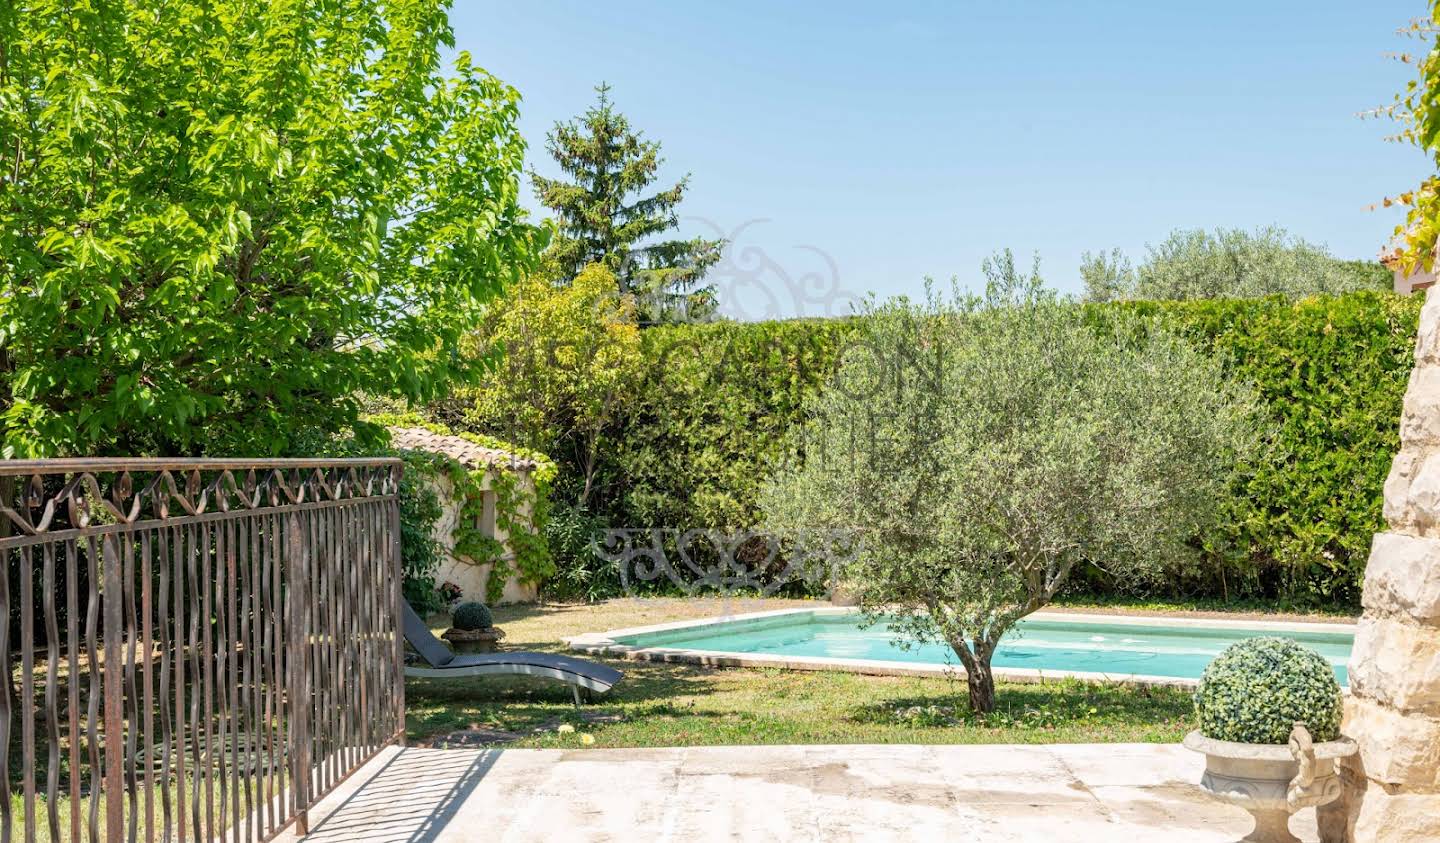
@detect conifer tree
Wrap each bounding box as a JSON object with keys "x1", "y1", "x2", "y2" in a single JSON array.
[{"x1": 532, "y1": 84, "x2": 723, "y2": 323}]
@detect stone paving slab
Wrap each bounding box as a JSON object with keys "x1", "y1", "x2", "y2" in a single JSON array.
[{"x1": 273, "y1": 743, "x2": 1321, "y2": 842}]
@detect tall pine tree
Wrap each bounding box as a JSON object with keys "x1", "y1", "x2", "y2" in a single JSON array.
[{"x1": 532, "y1": 84, "x2": 723, "y2": 323}]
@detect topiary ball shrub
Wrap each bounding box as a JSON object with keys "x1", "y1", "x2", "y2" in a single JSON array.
[
  {"x1": 1194, "y1": 637, "x2": 1342, "y2": 745},
  {"x1": 451, "y1": 601, "x2": 494, "y2": 631}
]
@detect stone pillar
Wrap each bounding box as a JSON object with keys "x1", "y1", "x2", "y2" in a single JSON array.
[{"x1": 1335, "y1": 287, "x2": 1440, "y2": 841}]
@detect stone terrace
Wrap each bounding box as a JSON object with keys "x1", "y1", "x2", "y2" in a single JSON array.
[{"x1": 275, "y1": 743, "x2": 1321, "y2": 842}]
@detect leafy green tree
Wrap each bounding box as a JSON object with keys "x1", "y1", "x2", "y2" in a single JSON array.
[
  {"x1": 531, "y1": 84, "x2": 722, "y2": 324},
  {"x1": 760, "y1": 253, "x2": 1261, "y2": 712},
  {"x1": 0, "y1": 0, "x2": 541, "y2": 457},
  {"x1": 1083, "y1": 227, "x2": 1388, "y2": 302},
  {"x1": 454, "y1": 264, "x2": 642, "y2": 509},
  {"x1": 1384, "y1": 10, "x2": 1440, "y2": 271}
]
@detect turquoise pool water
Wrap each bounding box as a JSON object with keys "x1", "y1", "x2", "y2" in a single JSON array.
[{"x1": 614, "y1": 612, "x2": 1354, "y2": 683}]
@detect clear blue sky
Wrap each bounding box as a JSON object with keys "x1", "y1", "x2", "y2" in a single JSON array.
[{"x1": 453, "y1": 1, "x2": 1429, "y2": 317}]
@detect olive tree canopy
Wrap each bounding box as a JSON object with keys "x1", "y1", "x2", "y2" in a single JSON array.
[
  {"x1": 1081, "y1": 226, "x2": 1388, "y2": 303},
  {"x1": 760, "y1": 253, "x2": 1262, "y2": 711}
]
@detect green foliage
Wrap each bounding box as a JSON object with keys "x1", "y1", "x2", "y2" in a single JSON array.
[
  {"x1": 1092, "y1": 292, "x2": 1422, "y2": 604},
  {"x1": 1333, "y1": 259, "x2": 1395, "y2": 292},
  {"x1": 1382, "y1": 11, "x2": 1440, "y2": 271},
  {"x1": 483, "y1": 469, "x2": 554, "y2": 602},
  {"x1": 398, "y1": 453, "x2": 447, "y2": 613},
  {"x1": 0, "y1": 0, "x2": 542, "y2": 457},
  {"x1": 568, "y1": 290, "x2": 1418, "y2": 607},
  {"x1": 543, "y1": 501, "x2": 623, "y2": 603},
  {"x1": 452, "y1": 264, "x2": 642, "y2": 509},
  {"x1": 757, "y1": 254, "x2": 1261, "y2": 712},
  {"x1": 450, "y1": 601, "x2": 494, "y2": 631},
  {"x1": 614, "y1": 317, "x2": 861, "y2": 529},
  {"x1": 1083, "y1": 227, "x2": 1390, "y2": 303},
  {"x1": 1078, "y1": 248, "x2": 1134, "y2": 303},
  {"x1": 446, "y1": 310, "x2": 858, "y2": 598},
  {"x1": 375, "y1": 414, "x2": 556, "y2": 602},
  {"x1": 1194, "y1": 637, "x2": 1342, "y2": 744},
  {"x1": 531, "y1": 84, "x2": 723, "y2": 324}
]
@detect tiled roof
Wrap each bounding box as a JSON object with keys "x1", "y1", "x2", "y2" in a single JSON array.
[{"x1": 386, "y1": 427, "x2": 537, "y2": 472}]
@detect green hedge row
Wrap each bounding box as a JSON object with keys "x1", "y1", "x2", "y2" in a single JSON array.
[
  {"x1": 588, "y1": 292, "x2": 1420, "y2": 607},
  {"x1": 615, "y1": 318, "x2": 862, "y2": 527},
  {"x1": 1099, "y1": 293, "x2": 1421, "y2": 603}
]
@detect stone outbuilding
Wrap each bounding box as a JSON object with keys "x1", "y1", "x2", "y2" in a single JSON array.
[{"x1": 389, "y1": 426, "x2": 541, "y2": 605}]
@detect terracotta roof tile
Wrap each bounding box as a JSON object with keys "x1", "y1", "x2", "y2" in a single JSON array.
[{"x1": 386, "y1": 427, "x2": 537, "y2": 472}]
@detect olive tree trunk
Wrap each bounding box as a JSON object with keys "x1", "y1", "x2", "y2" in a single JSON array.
[
  {"x1": 947, "y1": 636, "x2": 999, "y2": 713},
  {"x1": 965, "y1": 659, "x2": 996, "y2": 713}
]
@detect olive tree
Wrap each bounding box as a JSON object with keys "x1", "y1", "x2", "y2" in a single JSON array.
[
  {"x1": 760, "y1": 253, "x2": 1261, "y2": 712},
  {"x1": 1082, "y1": 227, "x2": 1387, "y2": 303}
]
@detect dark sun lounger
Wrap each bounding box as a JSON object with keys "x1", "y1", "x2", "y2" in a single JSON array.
[{"x1": 401, "y1": 600, "x2": 623, "y2": 704}]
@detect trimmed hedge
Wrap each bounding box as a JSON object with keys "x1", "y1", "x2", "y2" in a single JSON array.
[
  {"x1": 1095, "y1": 293, "x2": 1421, "y2": 603},
  {"x1": 589, "y1": 292, "x2": 1420, "y2": 607},
  {"x1": 615, "y1": 317, "x2": 862, "y2": 528}
]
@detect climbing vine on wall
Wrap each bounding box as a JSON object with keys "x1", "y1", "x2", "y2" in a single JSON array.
[{"x1": 373, "y1": 413, "x2": 556, "y2": 603}]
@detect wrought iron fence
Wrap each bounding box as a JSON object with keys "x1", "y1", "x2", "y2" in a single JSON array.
[{"x1": 0, "y1": 458, "x2": 405, "y2": 843}]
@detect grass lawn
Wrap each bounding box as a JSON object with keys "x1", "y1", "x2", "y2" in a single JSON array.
[
  {"x1": 405, "y1": 598, "x2": 1200, "y2": 749},
  {"x1": 1051, "y1": 593, "x2": 1359, "y2": 621}
]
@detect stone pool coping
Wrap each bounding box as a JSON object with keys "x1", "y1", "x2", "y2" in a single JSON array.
[{"x1": 564, "y1": 606, "x2": 1358, "y2": 690}]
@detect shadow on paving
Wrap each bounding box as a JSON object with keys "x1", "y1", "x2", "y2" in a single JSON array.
[{"x1": 300, "y1": 747, "x2": 500, "y2": 843}]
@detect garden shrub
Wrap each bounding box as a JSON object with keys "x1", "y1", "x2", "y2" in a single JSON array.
[
  {"x1": 543, "y1": 501, "x2": 624, "y2": 603},
  {"x1": 592, "y1": 291, "x2": 1419, "y2": 607},
  {"x1": 451, "y1": 601, "x2": 494, "y2": 631},
  {"x1": 1082, "y1": 227, "x2": 1391, "y2": 303},
  {"x1": 1194, "y1": 637, "x2": 1343, "y2": 744},
  {"x1": 440, "y1": 286, "x2": 1416, "y2": 608},
  {"x1": 452, "y1": 265, "x2": 642, "y2": 511}
]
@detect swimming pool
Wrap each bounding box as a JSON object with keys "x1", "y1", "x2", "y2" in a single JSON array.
[{"x1": 568, "y1": 608, "x2": 1355, "y2": 687}]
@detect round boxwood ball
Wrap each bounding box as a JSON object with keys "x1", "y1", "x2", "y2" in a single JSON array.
[
  {"x1": 451, "y1": 601, "x2": 493, "y2": 632},
  {"x1": 1194, "y1": 636, "x2": 1342, "y2": 745}
]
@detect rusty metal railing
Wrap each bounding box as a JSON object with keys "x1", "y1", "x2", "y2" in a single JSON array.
[{"x1": 0, "y1": 458, "x2": 405, "y2": 842}]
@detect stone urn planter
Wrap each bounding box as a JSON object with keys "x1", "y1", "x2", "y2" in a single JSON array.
[
  {"x1": 443, "y1": 601, "x2": 503, "y2": 653},
  {"x1": 1186, "y1": 637, "x2": 1354, "y2": 842},
  {"x1": 442, "y1": 625, "x2": 506, "y2": 654},
  {"x1": 1184, "y1": 724, "x2": 1356, "y2": 843}
]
